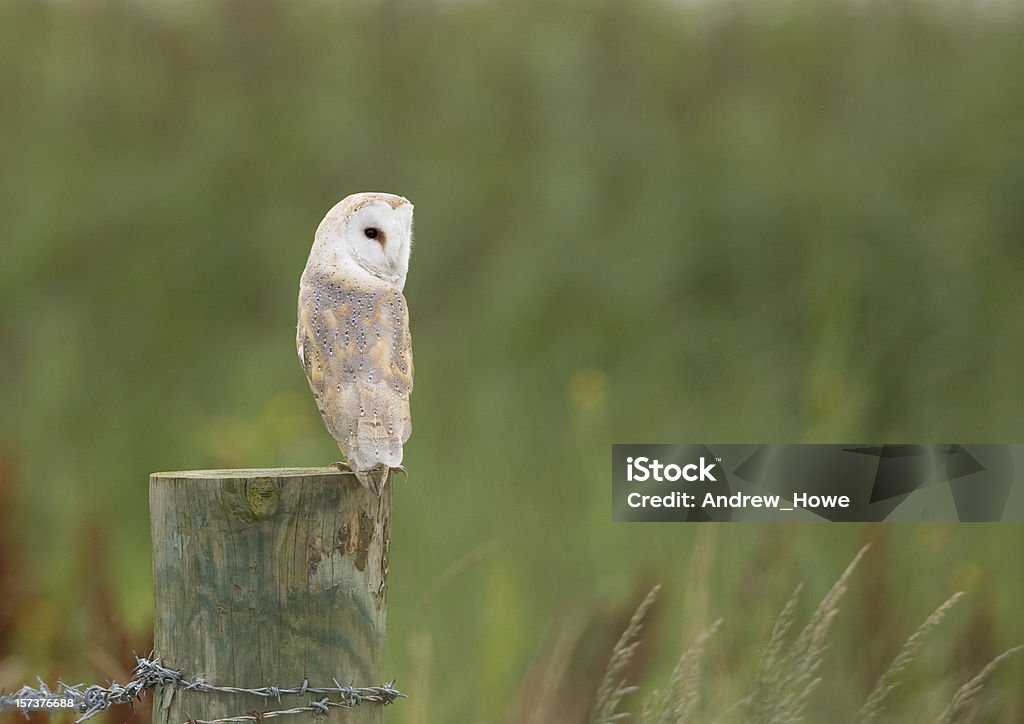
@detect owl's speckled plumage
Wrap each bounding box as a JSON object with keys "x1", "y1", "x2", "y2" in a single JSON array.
[{"x1": 297, "y1": 193, "x2": 414, "y2": 494}]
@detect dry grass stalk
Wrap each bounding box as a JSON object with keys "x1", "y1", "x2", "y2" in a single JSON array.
[
  {"x1": 858, "y1": 591, "x2": 965, "y2": 722},
  {"x1": 591, "y1": 585, "x2": 661, "y2": 724},
  {"x1": 748, "y1": 545, "x2": 869, "y2": 723},
  {"x1": 938, "y1": 644, "x2": 1024, "y2": 724},
  {"x1": 641, "y1": 618, "x2": 722, "y2": 724}
]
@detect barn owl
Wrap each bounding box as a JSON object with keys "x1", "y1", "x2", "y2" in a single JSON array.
[{"x1": 297, "y1": 193, "x2": 414, "y2": 494}]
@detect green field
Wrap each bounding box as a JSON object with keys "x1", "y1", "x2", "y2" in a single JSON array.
[{"x1": 1, "y1": 1, "x2": 1023, "y2": 721}]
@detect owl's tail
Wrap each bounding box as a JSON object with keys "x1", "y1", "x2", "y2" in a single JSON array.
[{"x1": 355, "y1": 465, "x2": 389, "y2": 496}]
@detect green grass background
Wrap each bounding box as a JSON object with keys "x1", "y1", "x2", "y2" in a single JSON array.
[{"x1": 1, "y1": 0, "x2": 1023, "y2": 721}]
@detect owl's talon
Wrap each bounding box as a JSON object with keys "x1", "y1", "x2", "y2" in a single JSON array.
[
  {"x1": 391, "y1": 465, "x2": 408, "y2": 479},
  {"x1": 330, "y1": 461, "x2": 354, "y2": 474}
]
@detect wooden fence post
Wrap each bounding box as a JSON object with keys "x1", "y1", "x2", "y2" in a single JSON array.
[{"x1": 149, "y1": 468, "x2": 390, "y2": 723}]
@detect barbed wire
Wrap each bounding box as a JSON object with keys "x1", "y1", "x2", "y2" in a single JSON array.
[{"x1": 0, "y1": 654, "x2": 403, "y2": 723}]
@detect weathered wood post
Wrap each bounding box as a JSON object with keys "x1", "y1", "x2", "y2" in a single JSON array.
[{"x1": 150, "y1": 468, "x2": 390, "y2": 723}]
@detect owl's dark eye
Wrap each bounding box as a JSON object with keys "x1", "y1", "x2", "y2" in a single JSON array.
[{"x1": 364, "y1": 227, "x2": 379, "y2": 239}]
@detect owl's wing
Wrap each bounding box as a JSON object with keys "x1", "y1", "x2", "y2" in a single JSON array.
[
  {"x1": 298, "y1": 275, "x2": 413, "y2": 469},
  {"x1": 382, "y1": 290, "x2": 414, "y2": 445},
  {"x1": 361, "y1": 286, "x2": 414, "y2": 453},
  {"x1": 296, "y1": 280, "x2": 332, "y2": 423}
]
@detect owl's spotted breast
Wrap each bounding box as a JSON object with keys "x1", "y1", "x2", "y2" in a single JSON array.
[{"x1": 297, "y1": 270, "x2": 414, "y2": 476}]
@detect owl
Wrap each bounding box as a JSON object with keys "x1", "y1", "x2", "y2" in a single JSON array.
[{"x1": 297, "y1": 192, "x2": 415, "y2": 494}]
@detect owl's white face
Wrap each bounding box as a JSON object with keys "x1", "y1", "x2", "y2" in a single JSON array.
[{"x1": 311, "y1": 192, "x2": 414, "y2": 290}]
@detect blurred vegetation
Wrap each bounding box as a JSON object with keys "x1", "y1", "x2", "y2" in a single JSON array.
[{"x1": 1, "y1": 0, "x2": 1023, "y2": 721}]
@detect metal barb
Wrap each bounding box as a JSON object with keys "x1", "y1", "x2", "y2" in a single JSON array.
[{"x1": 0, "y1": 654, "x2": 404, "y2": 724}]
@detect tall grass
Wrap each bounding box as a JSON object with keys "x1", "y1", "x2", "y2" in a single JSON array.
[{"x1": 590, "y1": 548, "x2": 1021, "y2": 723}]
